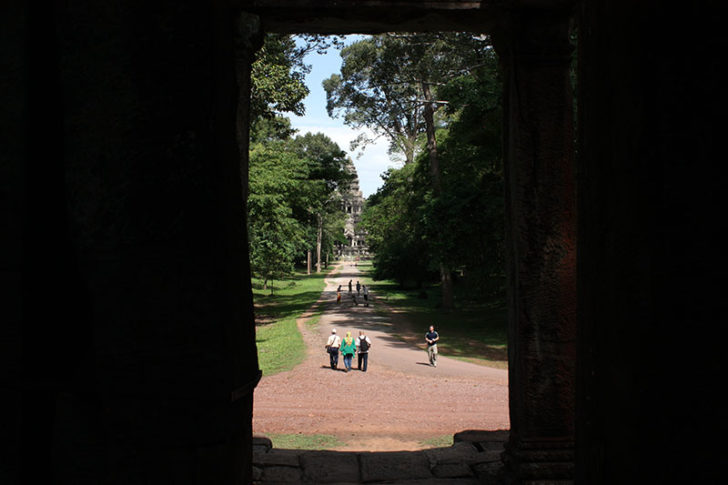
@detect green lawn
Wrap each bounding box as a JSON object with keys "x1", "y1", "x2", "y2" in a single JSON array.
[
  {"x1": 357, "y1": 261, "x2": 508, "y2": 369},
  {"x1": 265, "y1": 433, "x2": 344, "y2": 450},
  {"x1": 419, "y1": 434, "x2": 454, "y2": 448},
  {"x1": 253, "y1": 268, "x2": 332, "y2": 376}
]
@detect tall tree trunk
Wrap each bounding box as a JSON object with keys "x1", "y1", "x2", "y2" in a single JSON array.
[
  {"x1": 316, "y1": 213, "x2": 323, "y2": 273},
  {"x1": 422, "y1": 82, "x2": 441, "y2": 191},
  {"x1": 307, "y1": 250, "x2": 311, "y2": 275},
  {"x1": 422, "y1": 81, "x2": 453, "y2": 310}
]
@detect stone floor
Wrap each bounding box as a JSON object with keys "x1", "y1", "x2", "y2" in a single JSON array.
[{"x1": 252, "y1": 430, "x2": 508, "y2": 484}]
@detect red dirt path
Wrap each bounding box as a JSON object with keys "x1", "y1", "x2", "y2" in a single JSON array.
[{"x1": 252, "y1": 262, "x2": 509, "y2": 451}]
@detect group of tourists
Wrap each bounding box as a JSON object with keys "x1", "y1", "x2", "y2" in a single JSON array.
[
  {"x1": 324, "y1": 325, "x2": 440, "y2": 371},
  {"x1": 336, "y1": 280, "x2": 369, "y2": 306},
  {"x1": 325, "y1": 329, "x2": 372, "y2": 372}
]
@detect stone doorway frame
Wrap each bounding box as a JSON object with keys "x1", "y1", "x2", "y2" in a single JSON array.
[{"x1": 239, "y1": 2, "x2": 577, "y2": 482}]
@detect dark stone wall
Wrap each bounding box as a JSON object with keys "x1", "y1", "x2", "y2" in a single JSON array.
[
  {"x1": 2, "y1": 2, "x2": 258, "y2": 483},
  {"x1": 576, "y1": 2, "x2": 727, "y2": 482},
  {"x1": 1, "y1": 3, "x2": 27, "y2": 482},
  {"x1": 3, "y1": 0, "x2": 726, "y2": 483},
  {"x1": 498, "y1": 0, "x2": 576, "y2": 450}
]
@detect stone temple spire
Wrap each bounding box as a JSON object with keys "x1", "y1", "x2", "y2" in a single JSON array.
[{"x1": 338, "y1": 159, "x2": 369, "y2": 259}]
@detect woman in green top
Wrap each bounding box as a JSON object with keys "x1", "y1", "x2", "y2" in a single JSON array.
[{"x1": 340, "y1": 332, "x2": 356, "y2": 372}]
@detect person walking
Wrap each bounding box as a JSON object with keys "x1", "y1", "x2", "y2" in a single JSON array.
[
  {"x1": 362, "y1": 285, "x2": 369, "y2": 306},
  {"x1": 356, "y1": 330, "x2": 372, "y2": 372},
  {"x1": 325, "y1": 329, "x2": 341, "y2": 369},
  {"x1": 356, "y1": 280, "x2": 361, "y2": 295},
  {"x1": 425, "y1": 325, "x2": 440, "y2": 367},
  {"x1": 336, "y1": 285, "x2": 341, "y2": 304},
  {"x1": 348, "y1": 279, "x2": 353, "y2": 293},
  {"x1": 340, "y1": 331, "x2": 356, "y2": 372}
]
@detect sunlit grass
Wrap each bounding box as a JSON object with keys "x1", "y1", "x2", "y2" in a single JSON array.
[
  {"x1": 419, "y1": 434, "x2": 454, "y2": 448},
  {"x1": 256, "y1": 316, "x2": 304, "y2": 376},
  {"x1": 254, "y1": 268, "x2": 331, "y2": 376},
  {"x1": 266, "y1": 433, "x2": 344, "y2": 450}
]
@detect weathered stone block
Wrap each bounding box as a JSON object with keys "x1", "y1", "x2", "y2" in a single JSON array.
[
  {"x1": 261, "y1": 465, "x2": 302, "y2": 483},
  {"x1": 360, "y1": 451, "x2": 433, "y2": 482},
  {"x1": 454, "y1": 430, "x2": 508, "y2": 444},
  {"x1": 253, "y1": 449, "x2": 301, "y2": 467},
  {"x1": 385, "y1": 479, "x2": 481, "y2": 485},
  {"x1": 425, "y1": 441, "x2": 480, "y2": 465},
  {"x1": 432, "y1": 462, "x2": 474, "y2": 478},
  {"x1": 300, "y1": 451, "x2": 360, "y2": 483},
  {"x1": 253, "y1": 435, "x2": 273, "y2": 453}
]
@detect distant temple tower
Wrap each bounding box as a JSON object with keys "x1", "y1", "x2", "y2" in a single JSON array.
[{"x1": 338, "y1": 160, "x2": 369, "y2": 259}]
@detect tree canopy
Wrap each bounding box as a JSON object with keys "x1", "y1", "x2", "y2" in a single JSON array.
[
  {"x1": 349, "y1": 34, "x2": 505, "y2": 304},
  {"x1": 248, "y1": 34, "x2": 350, "y2": 289}
]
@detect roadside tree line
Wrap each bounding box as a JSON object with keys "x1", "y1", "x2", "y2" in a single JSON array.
[
  {"x1": 324, "y1": 34, "x2": 505, "y2": 308},
  {"x1": 248, "y1": 35, "x2": 352, "y2": 293}
]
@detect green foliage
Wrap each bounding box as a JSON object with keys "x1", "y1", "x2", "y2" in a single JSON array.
[
  {"x1": 251, "y1": 34, "x2": 344, "y2": 125},
  {"x1": 248, "y1": 130, "x2": 352, "y2": 280},
  {"x1": 324, "y1": 33, "x2": 494, "y2": 164},
  {"x1": 361, "y1": 163, "x2": 435, "y2": 288},
  {"x1": 251, "y1": 35, "x2": 309, "y2": 122},
  {"x1": 324, "y1": 37, "x2": 422, "y2": 163},
  {"x1": 248, "y1": 142, "x2": 308, "y2": 291},
  {"x1": 356, "y1": 34, "x2": 506, "y2": 300},
  {"x1": 288, "y1": 132, "x2": 353, "y2": 268}
]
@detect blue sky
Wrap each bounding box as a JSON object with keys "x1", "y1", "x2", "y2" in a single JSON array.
[{"x1": 288, "y1": 35, "x2": 401, "y2": 199}]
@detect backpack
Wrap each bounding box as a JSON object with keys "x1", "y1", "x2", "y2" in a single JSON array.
[{"x1": 359, "y1": 336, "x2": 370, "y2": 352}]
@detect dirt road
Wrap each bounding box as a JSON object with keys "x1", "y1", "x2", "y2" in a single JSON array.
[{"x1": 252, "y1": 262, "x2": 509, "y2": 451}]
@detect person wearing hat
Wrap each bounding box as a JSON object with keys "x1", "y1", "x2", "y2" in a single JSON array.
[{"x1": 325, "y1": 328, "x2": 341, "y2": 369}]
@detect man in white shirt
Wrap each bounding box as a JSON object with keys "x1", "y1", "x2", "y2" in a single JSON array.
[{"x1": 325, "y1": 328, "x2": 341, "y2": 369}]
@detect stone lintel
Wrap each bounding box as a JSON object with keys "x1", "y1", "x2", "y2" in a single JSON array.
[{"x1": 241, "y1": 1, "x2": 501, "y2": 34}]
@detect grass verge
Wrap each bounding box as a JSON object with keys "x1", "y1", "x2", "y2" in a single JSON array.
[
  {"x1": 266, "y1": 433, "x2": 344, "y2": 450},
  {"x1": 254, "y1": 267, "x2": 334, "y2": 376},
  {"x1": 419, "y1": 435, "x2": 454, "y2": 448}
]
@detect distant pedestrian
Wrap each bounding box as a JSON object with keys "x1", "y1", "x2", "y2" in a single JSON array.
[
  {"x1": 356, "y1": 330, "x2": 372, "y2": 372},
  {"x1": 336, "y1": 290, "x2": 341, "y2": 304},
  {"x1": 325, "y1": 329, "x2": 341, "y2": 369},
  {"x1": 348, "y1": 280, "x2": 353, "y2": 293},
  {"x1": 425, "y1": 325, "x2": 439, "y2": 367},
  {"x1": 340, "y1": 332, "x2": 356, "y2": 372},
  {"x1": 356, "y1": 280, "x2": 361, "y2": 295},
  {"x1": 362, "y1": 285, "x2": 369, "y2": 306}
]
